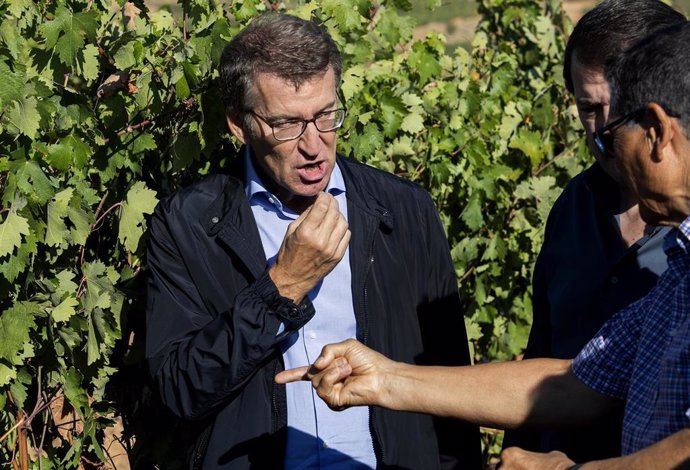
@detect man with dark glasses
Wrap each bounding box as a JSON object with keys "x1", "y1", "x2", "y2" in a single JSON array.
[
  {"x1": 594, "y1": 108, "x2": 647, "y2": 158},
  {"x1": 145, "y1": 13, "x2": 479, "y2": 470},
  {"x1": 507, "y1": 0, "x2": 684, "y2": 461},
  {"x1": 279, "y1": 20, "x2": 690, "y2": 470}
]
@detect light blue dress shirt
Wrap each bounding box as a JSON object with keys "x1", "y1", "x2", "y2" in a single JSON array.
[{"x1": 243, "y1": 147, "x2": 376, "y2": 469}]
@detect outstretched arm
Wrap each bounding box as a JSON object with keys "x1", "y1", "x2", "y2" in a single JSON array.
[{"x1": 276, "y1": 339, "x2": 619, "y2": 429}]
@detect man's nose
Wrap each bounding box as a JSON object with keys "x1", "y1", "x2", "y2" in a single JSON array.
[{"x1": 298, "y1": 121, "x2": 323, "y2": 156}]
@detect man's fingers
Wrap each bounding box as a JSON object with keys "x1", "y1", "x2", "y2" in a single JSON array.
[
  {"x1": 313, "y1": 339, "x2": 358, "y2": 369},
  {"x1": 274, "y1": 365, "x2": 310, "y2": 384},
  {"x1": 311, "y1": 358, "x2": 353, "y2": 408}
]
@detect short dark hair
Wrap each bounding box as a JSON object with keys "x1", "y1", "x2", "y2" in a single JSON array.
[
  {"x1": 563, "y1": 0, "x2": 685, "y2": 93},
  {"x1": 607, "y1": 21, "x2": 690, "y2": 134},
  {"x1": 219, "y1": 13, "x2": 342, "y2": 116}
]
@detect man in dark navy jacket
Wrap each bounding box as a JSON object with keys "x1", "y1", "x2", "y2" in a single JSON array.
[{"x1": 145, "y1": 13, "x2": 480, "y2": 470}]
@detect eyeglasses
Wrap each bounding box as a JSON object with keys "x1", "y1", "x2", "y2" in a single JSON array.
[
  {"x1": 593, "y1": 108, "x2": 645, "y2": 158},
  {"x1": 246, "y1": 108, "x2": 346, "y2": 142}
]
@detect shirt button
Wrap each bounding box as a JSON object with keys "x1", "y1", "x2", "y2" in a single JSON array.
[
  {"x1": 211, "y1": 216, "x2": 219, "y2": 224},
  {"x1": 610, "y1": 276, "x2": 619, "y2": 285},
  {"x1": 308, "y1": 331, "x2": 316, "y2": 340},
  {"x1": 323, "y1": 442, "x2": 329, "y2": 449}
]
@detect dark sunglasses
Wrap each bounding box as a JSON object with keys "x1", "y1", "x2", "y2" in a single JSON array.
[{"x1": 593, "y1": 108, "x2": 645, "y2": 158}]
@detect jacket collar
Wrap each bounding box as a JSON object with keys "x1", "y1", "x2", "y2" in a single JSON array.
[
  {"x1": 336, "y1": 155, "x2": 394, "y2": 231},
  {"x1": 200, "y1": 150, "x2": 395, "y2": 240}
]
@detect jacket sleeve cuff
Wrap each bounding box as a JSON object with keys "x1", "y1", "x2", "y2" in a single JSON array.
[{"x1": 251, "y1": 271, "x2": 315, "y2": 330}]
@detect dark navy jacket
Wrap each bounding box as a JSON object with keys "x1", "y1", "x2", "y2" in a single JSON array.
[
  {"x1": 145, "y1": 154, "x2": 481, "y2": 469},
  {"x1": 505, "y1": 163, "x2": 669, "y2": 461}
]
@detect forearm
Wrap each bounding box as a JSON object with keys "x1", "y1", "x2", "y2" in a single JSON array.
[
  {"x1": 580, "y1": 429, "x2": 690, "y2": 470},
  {"x1": 148, "y1": 270, "x2": 314, "y2": 419},
  {"x1": 381, "y1": 358, "x2": 613, "y2": 429}
]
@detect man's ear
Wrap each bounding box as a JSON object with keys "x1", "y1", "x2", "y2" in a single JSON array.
[
  {"x1": 646, "y1": 102, "x2": 676, "y2": 162},
  {"x1": 226, "y1": 113, "x2": 248, "y2": 145}
]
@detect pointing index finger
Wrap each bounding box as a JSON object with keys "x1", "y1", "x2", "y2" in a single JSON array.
[{"x1": 275, "y1": 365, "x2": 310, "y2": 384}]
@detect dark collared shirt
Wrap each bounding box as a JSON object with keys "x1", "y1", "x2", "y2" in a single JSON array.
[{"x1": 574, "y1": 217, "x2": 690, "y2": 454}]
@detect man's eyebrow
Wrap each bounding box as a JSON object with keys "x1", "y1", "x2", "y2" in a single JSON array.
[
  {"x1": 577, "y1": 97, "x2": 606, "y2": 106},
  {"x1": 265, "y1": 98, "x2": 338, "y2": 121}
]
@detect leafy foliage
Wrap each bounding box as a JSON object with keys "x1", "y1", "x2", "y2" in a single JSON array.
[{"x1": 0, "y1": 0, "x2": 587, "y2": 467}]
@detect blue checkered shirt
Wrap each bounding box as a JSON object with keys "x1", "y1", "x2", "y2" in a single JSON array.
[{"x1": 572, "y1": 216, "x2": 690, "y2": 454}]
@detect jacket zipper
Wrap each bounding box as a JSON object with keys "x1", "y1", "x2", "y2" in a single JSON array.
[
  {"x1": 272, "y1": 357, "x2": 283, "y2": 433},
  {"x1": 362, "y1": 216, "x2": 385, "y2": 466}
]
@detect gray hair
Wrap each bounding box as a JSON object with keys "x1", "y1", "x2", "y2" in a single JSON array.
[
  {"x1": 606, "y1": 21, "x2": 690, "y2": 135},
  {"x1": 219, "y1": 13, "x2": 342, "y2": 129}
]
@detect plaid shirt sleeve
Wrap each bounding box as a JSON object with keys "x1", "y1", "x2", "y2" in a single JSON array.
[{"x1": 572, "y1": 295, "x2": 648, "y2": 400}]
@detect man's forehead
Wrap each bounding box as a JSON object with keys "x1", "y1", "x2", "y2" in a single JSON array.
[{"x1": 251, "y1": 69, "x2": 337, "y2": 113}]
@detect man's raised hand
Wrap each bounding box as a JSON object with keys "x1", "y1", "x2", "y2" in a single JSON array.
[{"x1": 269, "y1": 192, "x2": 351, "y2": 303}]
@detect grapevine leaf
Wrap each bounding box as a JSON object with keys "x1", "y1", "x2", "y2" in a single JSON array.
[
  {"x1": 51, "y1": 296, "x2": 79, "y2": 323},
  {"x1": 87, "y1": 311, "x2": 100, "y2": 365},
  {"x1": 408, "y1": 44, "x2": 442, "y2": 84},
  {"x1": 0, "y1": 211, "x2": 29, "y2": 257},
  {"x1": 56, "y1": 270, "x2": 79, "y2": 297},
  {"x1": 0, "y1": 362, "x2": 16, "y2": 387},
  {"x1": 78, "y1": 44, "x2": 100, "y2": 82},
  {"x1": 7, "y1": 96, "x2": 40, "y2": 139},
  {"x1": 45, "y1": 189, "x2": 72, "y2": 247},
  {"x1": 0, "y1": 60, "x2": 24, "y2": 107},
  {"x1": 0, "y1": 302, "x2": 39, "y2": 364},
  {"x1": 322, "y1": 0, "x2": 363, "y2": 31},
  {"x1": 400, "y1": 112, "x2": 425, "y2": 135},
  {"x1": 56, "y1": 29, "x2": 83, "y2": 66},
  {"x1": 68, "y1": 206, "x2": 92, "y2": 246},
  {"x1": 118, "y1": 182, "x2": 158, "y2": 252},
  {"x1": 0, "y1": 228, "x2": 36, "y2": 282},
  {"x1": 62, "y1": 368, "x2": 89, "y2": 412},
  {"x1": 460, "y1": 194, "x2": 484, "y2": 231}
]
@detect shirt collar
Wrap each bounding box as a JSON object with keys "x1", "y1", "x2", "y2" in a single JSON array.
[
  {"x1": 662, "y1": 214, "x2": 690, "y2": 254},
  {"x1": 676, "y1": 215, "x2": 690, "y2": 251},
  {"x1": 243, "y1": 146, "x2": 345, "y2": 212}
]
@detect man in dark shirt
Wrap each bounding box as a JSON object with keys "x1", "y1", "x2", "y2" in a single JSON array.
[{"x1": 505, "y1": 0, "x2": 685, "y2": 460}]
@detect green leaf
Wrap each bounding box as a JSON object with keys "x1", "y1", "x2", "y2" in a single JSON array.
[
  {"x1": 20, "y1": 161, "x2": 55, "y2": 204},
  {"x1": 114, "y1": 41, "x2": 137, "y2": 70},
  {"x1": 0, "y1": 60, "x2": 25, "y2": 107},
  {"x1": 87, "y1": 310, "x2": 100, "y2": 365},
  {"x1": 68, "y1": 205, "x2": 91, "y2": 246},
  {"x1": 0, "y1": 211, "x2": 29, "y2": 257},
  {"x1": 51, "y1": 296, "x2": 79, "y2": 323},
  {"x1": 55, "y1": 270, "x2": 79, "y2": 297},
  {"x1": 0, "y1": 362, "x2": 16, "y2": 387},
  {"x1": 408, "y1": 43, "x2": 442, "y2": 84},
  {"x1": 56, "y1": 29, "x2": 83, "y2": 66},
  {"x1": 62, "y1": 368, "x2": 89, "y2": 412},
  {"x1": 321, "y1": 0, "x2": 364, "y2": 31},
  {"x1": 45, "y1": 188, "x2": 72, "y2": 247},
  {"x1": 460, "y1": 194, "x2": 484, "y2": 231},
  {"x1": 0, "y1": 302, "x2": 39, "y2": 364},
  {"x1": 78, "y1": 44, "x2": 100, "y2": 82},
  {"x1": 400, "y1": 112, "x2": 424, "y2": 135},
  {"x1": 7, "y1": 96, "x2": 41, "y2": 139},
  {"x1": 46, "y1": 134, "x2": 93, "y2": 171},
  {"x1": 509, "y1": 128, "x2": 545, "y2": 168},
  {"x1": 118, "y1": 182, "x2": 158, "y2": 252}
]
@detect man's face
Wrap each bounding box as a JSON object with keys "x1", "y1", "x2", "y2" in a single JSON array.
[
  {"x1": 608, "y1": 110, "x2": 675, "y2": 225},
  {"x1": 229, "y1": 68, "x2": 339, "y2": 212},
  {"x1": 571, "y1": 57, "x2": 623, "y2": 183}
]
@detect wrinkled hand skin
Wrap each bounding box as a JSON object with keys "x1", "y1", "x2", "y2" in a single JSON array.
[
  {"x1": 269, "y1": 192, "x2": 351, "y2": 303},
  {"x1": 275, "y1": 339, "x2": 393, "y2": 410},
  {"x1": 498, "y1": 448, "x2": 576, "y2": 470}
]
